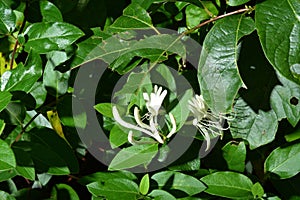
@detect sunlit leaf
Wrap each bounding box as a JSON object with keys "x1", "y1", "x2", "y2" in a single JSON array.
[
  {"x1": 265, "y1": 142, "x2": 300, "y2": 179},
  {"x1": 198, "y1": 15, "x2": 255, "y2": 113},
  {"x1": 229, "y1": 97, "x2": 278, "y2": 149},
  {"x1": 24, "y1": 22, "x2": 84, "y2": 53},
  {"x1": 200, "y1": 171, "x2": 253, "y2": 199},
  {"x1": 152, "y1": 171, "x2": 206, "y2": 195},
  {"x1": 256, "y1": 0, "x2": 300, "y2": 84},
  {"x1": 0, "y1": 138, "x2": 16, "y2": 171}
]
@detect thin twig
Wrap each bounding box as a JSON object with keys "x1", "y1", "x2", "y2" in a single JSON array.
[
  {"x1": 183, "y1": 7, "x2": 253, "y2": 35},
  {"x1": 15, "y1": 112, "x2": 40, "y2": 142}
]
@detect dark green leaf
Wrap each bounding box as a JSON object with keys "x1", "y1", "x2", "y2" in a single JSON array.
[
  {"x1": 222, "y1": 141, "x2": 246, "y2": 172},
  {"x1": 13, "y1": 141, "x2": 70, "y2": 175},
  {"x1": 200, "y1": 171, "x2": 253, "y2": 199},
  {"x1": 24, "y1": 22, "x2": 84, "y2": 53},
  {"x1": 51, "y1": 184, "x2": 80, "y2": 200},
  {"x1": 1, "y1": 102, "x2": 26, "y2": 125},
  {"x1": 0, "y1": 138, "x2": 16, "y2": 171},
  {"x1": 12, "y1": 148, "x2": 35, "y2": 180},
  {"x1": 168, "y1": 158, "x2": 200, "y2": 171},
  {"x1": 256, "y1": 0, "x2": 300, "y2": 84},
  {"x1": 139, "y1": 174, "x2": 150, "y2": 195},
  {"x1": 270, "y1": 73, "x2": 300, "y2": 127},
  {"x1": 0, "y1": 91, "x2": 12, "y2": 112},
  {"x1": 0, "y1": 1, "x2": 16, "y2": 35},
  {"x1": 198, "y1": 15, "x2": 255, "y2": 113},
  {"x1": 87, "y1": 178, "x2": 139, "y2": 200},
  {"x1": 78, "y1": 171, "x2": 137, "y2": 185},
  {"x1": 152, "y1": 171, "x2": 206, "y2": 196},
  {"x1": 108, "y1": 143, "x2": 158, "y2": 170},
  {"x1": 28, "y1": 82, "x2": 47, "y2": 108},
  {"x1": 229, "y1": 98, "x2": 278, "y2": 149},
  {"x1": 265, "y1": 142, "x2": 300, "y2": 179},
  {"x1": 43, "y1": 51, "x2": 70, "y2": 96},
  {"x1": 227, "y1": 0, "x2": 250, "y2": 6},
  {"x1": 40, "y1": 0, "x2": 63, "y2": 22},
  {"x1": 148, "y1": 189, "x2": 176, "y2": 200},
  {"x1": 109, "y1": 3, "x2": 158, "y2": 33}
]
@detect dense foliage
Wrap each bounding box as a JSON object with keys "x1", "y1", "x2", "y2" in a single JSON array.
[{"x1": 0, "y1": 0, "x2": 299, "y2": 199}]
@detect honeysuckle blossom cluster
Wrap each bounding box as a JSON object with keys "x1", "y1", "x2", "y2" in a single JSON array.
[
  {"x1": 112, "y1": 85, "x2": 176, "y2": 144},
  {"x1": 188, "y1": 94, "x2": 229, "y2": 151}
]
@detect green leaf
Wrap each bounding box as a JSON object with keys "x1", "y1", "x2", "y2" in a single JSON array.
[
  {"x1": 290, "y1": 63, "x2": 300, "y2": 82},
  {"x1": 78, "y1": 171, "x2": 137, "y2": 185},
  {"x1": 40, "y1": 0, "x2": 63, "y2": 22},
  {"x1": 43, "y1": 51, "x2": 70, "y2": 96},
  {"x1": 13, "y1": 141, "x2": 70, "y2": 175},
  {"x1": 148, "y1": 189, "x2": 176, "y2": 200},
  {"x1": 114, "y1": 68, "x2": 152, "y2": 109},
  {"x1": 109, "y1": 125, "x2": 128, "y2": 149},
  {"x1": 185, "y1": 3, "x2": 218, "y2": 28},
  {"x1": 222, "y1": 141, "x2": 246, "y2": 172},
  {"x1": 251, "y1": 182, "x2": 264, "y2": 199},
  {"x1": 0, "y1": 169, "x2": 16, "y2": 182},
  {"x1": 270, "y1": 73, "x2": 300, "y2": 127},
  {"x1": 1, "y1": 102, "x2": 26, "y2": 125},
  {"x1": 94, "y1": 103, "x2": 113, "y2": 118},
  {"x1": 108, "y1": 143, "x2": 158, "y2": 170},
  {"x1": 200, "y1": 171, "x2": 254, "y2": 199},
  {"x1": 170, "y1": 89, "x2": 193, "y2": 130},
  {"x1": 1, "y1": 52, "x2": 42, "y2": 93},
  {"x1": 17, "y1": 128, "x2": 79, "y2": 174},
  {"x1": 265, "y1": 142, "x2": 300, "y2": 179},
  {"x1": 0, "y1": 1, "x2": 16, "y2": 35},
  {"x1": 198, "y1": 15, "x2": 255, "y2": 113},
  {"x1": 168, "y1": 158, "x2": 200, "y2": 171},
  {"x1": 109, "y1": 3, "x2": 158, "y2": 33},
  {"x1": 152, "y1": 171, "x2": 206, "y2": 196},
  {"x1": 0, "y1": 119, "x2": 5, "y2": 135},
  {"x1": 0, "y1": 191, "x2": 16, "y2": 200},
  {"x1": 229, "y1": 97, "x2": 278, "y2": 149},
  {"x1": 51, "y1": 184, "x2": 80, "y2": 200},
  {"x1": 28, "y1": 82, "x2": 47, "y2": 108},
  {"x1": 24, "y1": 22, "x2": 84, "y2": 53},
  {"x1": 139, "y1": 174, "x2": 150, "y2": 195},
  {"x1": 87, "y1": 178, "x2": 139, "y2": 200},
  {"x1": 12, "y1": 148, "x2": 35, "y2": 180},
  {"x1": 256, "y1": 0, "x2": 300, "y2": 84},
  {"x1": 0, "y1": 91, "x2": 12, "y2": 112},
  {"x1": 227, "y1": 0, "x2": 250, "y2": 6},
  {"x1": 0, "y1": 139, "x2": 16, "y2": 171},
  {"x1": 69, "y1": 31, "x2": 112, "y2": 68},
  {"x1": 285, "y1": 128, "x2": 300, "y2": 142}
]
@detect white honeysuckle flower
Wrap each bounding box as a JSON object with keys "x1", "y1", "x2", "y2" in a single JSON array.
[
  {"x1": 112, "y1": 106, "x2": 164, "y2": 143},
  {"x1": 143, "y1": 85, "x2": 167, "y2": 117},
  {"x1": 188, "y1": 94, "x2": 229, "y2": 151},
  {"x1": 188, "y1": 94, "x2": 208, "y2": 121},
  {"x1": 112, "y1": 85, "x2": 177, "y2": 145}
]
